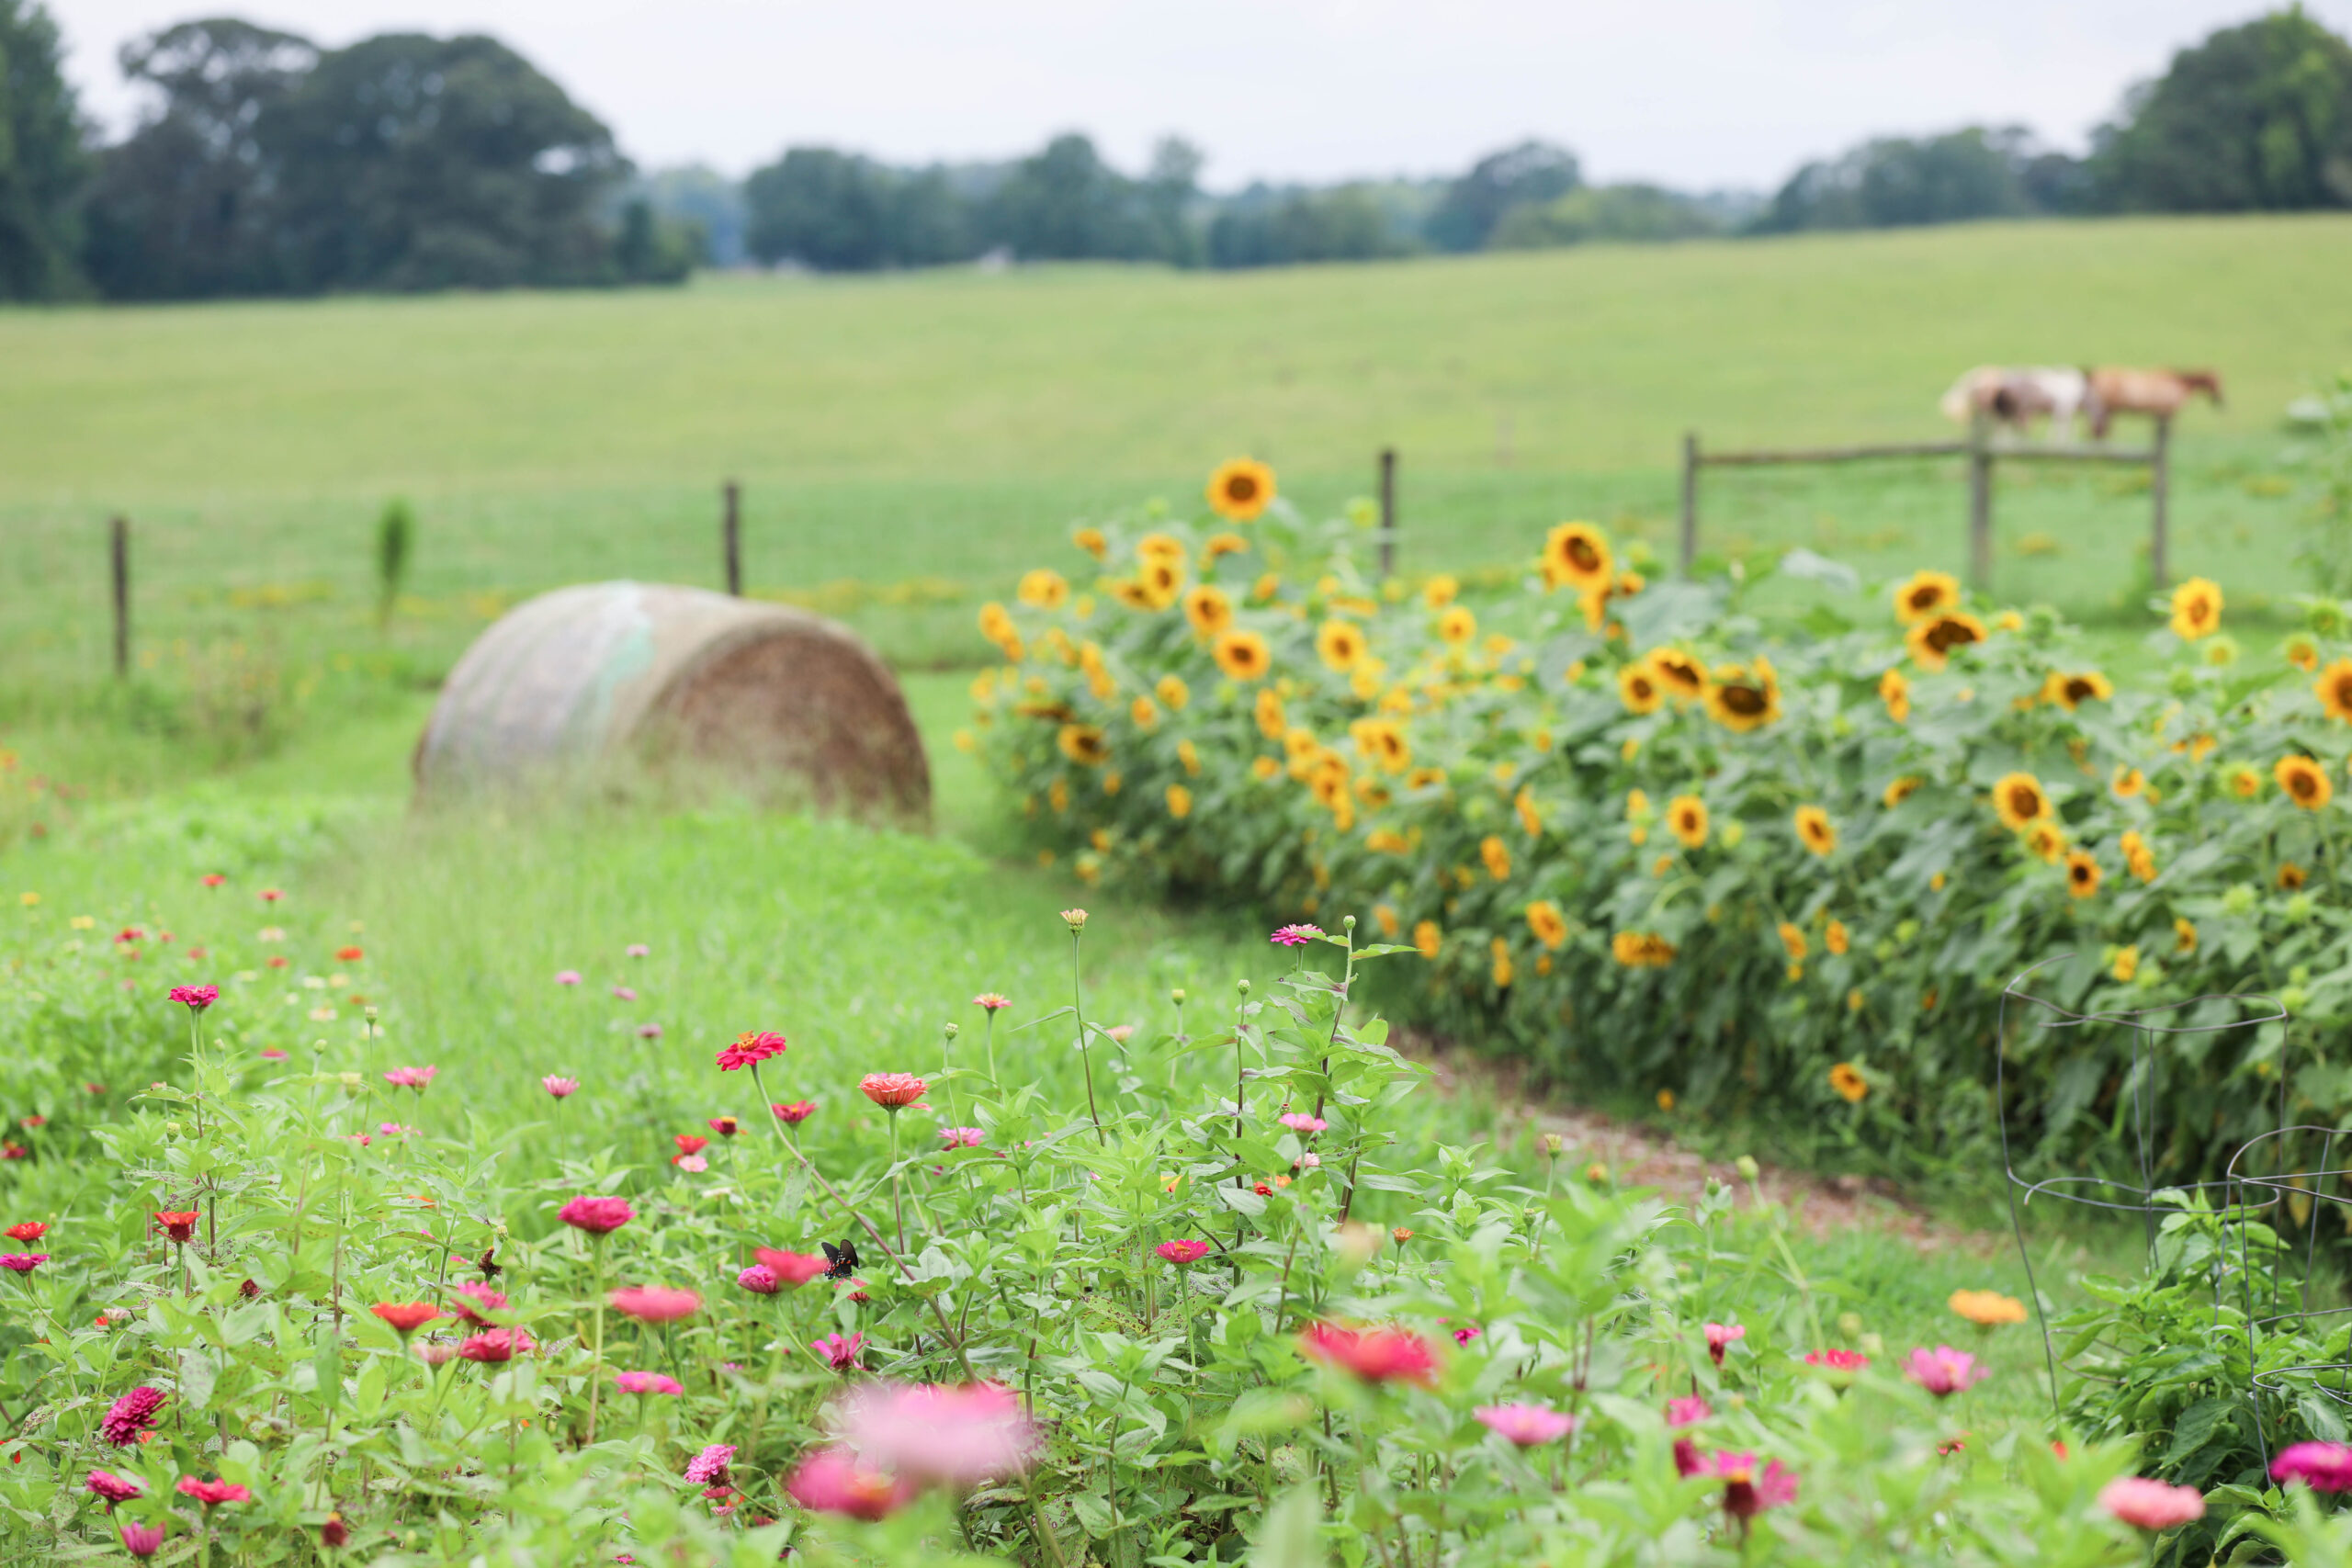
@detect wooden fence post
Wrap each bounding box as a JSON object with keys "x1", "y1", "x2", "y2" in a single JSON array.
[
  {"x1": 2149, "y1": 417, "x2": 2171, "y2": 591},
  {"x1": 722, "y1": 480, "x2": 742, "y2": 597},
  {"x1": 1678, "y1": 433, "x2": 1698, "y2": 575},
  {"x1": 109, "y1": 515, "x2": 130, "y2": 678},
  {"x1": 1378, "y1": 447, "x2": 1397, "y2": 580},
  {"x1": 1966, "y1": 415, "x2": 1994, "y2": 592}
]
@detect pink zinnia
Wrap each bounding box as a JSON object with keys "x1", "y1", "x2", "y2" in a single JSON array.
[
  {"x1": 860, "y1": 1073, "x2": 927, "y2": 1109},
  {"x1": 717, "y1": 1031, "x2": 787, "y2": 1071},
  {"x1": 415, "y1": 1341, "x2": 458, "y2": 1367},
  {"x1": 86, "y1": 1469, "x2": 142, "y2": 1504},
  {"x1": 609, "y1": 1286, "x2": 701, "y2": 1323},
  {"x1": 119, "y1": 1523, "x2": 165, "y2": 1558},
  {"x1": 542, "y1": 1076, "x2": 579, "y2": 1098},
  {"x1": 813, "y1": 1331, "x2": 866, "y2": 1371},
  {"x1": 638, "y1": 1022, "x2": 662, "y2": 1039},
  {"x1": 458, "y1": 1327, "x2": 533, "y2": 1362},
  {"x1": 1271, "y1": 923, "x2": 1324, "y2": 946},
  {"x1": 1451, "y1": 1324, "x2": 1480, "y2": 1345},
  {"x1": 449, "y1": 1282, "x2": 507, "y2": 1325},
  {"x1": 0, "y1": 1254, "x2": 47, "y2": 1273},
  {"x1": 167, "y1": 984, "x2": 218, "y2": 1011},
  {"x1": 1474, "y1": 1403, "x2": 1577, "y2": 1446},
  {"x1": 772, "y1": 1100, "x2": 816, "y2": 1124},
  {"x1": 176, "y1": 1476, "x2": 252, "y2": 1506},
  {"x1": 1666, "y1": 1396, "x2": 1712, "y2": 1427},
  {"x1": 615, "y1": 1371, "x2": 684, "y2": 1396},
  {"x1": 554, "y1": 969, "x2": 581, "y2": 986},
  {"x1": 842, "y1": 1381, "x2": 1040, "y2": 1487},
  {"x1": 382, "y1": 1065, "x2": 436, "y2": 1089},
  {"x1": 2100, "y1": 1476, "x2": 2206, "y2": 1530},
  {"x1": 558, "y1": 1195, "x2": 634, "y2": 1234},
  {"x1": 972, "y1": 992, "x2": 1012, "y2": 1011},
  {"x1": 1804, "y1": 1348, "x2": 1870, "y2": 1372},
  {"x1": 626, "y1": 943, "x2": 650, "y2": 957},
  {"x1": 1696, "y1": 1450, "x2": 1798, "y2": 1520},
  {"x1": 737, "y1": 1264, "x2": 781, "y2": 1295},
  {"x1": 259, "y1": 888, "x2": 281, "y2": 902},
  {"x1": 2273, "y1": 1441, "x2": 2352, "y2": 1491},
  {"x1": 1297, "y1": 1322, "x2": 1437, "y2": 1385},
  {"x1": 753, "y1": 1247, "x2": 831, "y2": 1286},
  {"x1": 612, "y1": 985, "x2": 637, "y2": 1001},
  {"x1": 1277, "y1": 1112, "x2": 1328, "y2": 1134},
  {"x1": 1155, "y1": 1239, "x2": 1210, "y2": 1265},
  {"x1": 100, "y1": 1386, "x2": 165, "y2": 1446},
  {"x1": 201, "y1": 874, "x2": 226, "y2": 886},
  {"x1": 259, "y1": 1048, "x2": 288, "y2": 1060},
  {"x1": 939, "y1": 1126, "x2": 985, "y2": 1148},
  {"x1": 1703, "y1": 1322, "x2": 1745, "y2": 1365},
  {"x1": 786, "y1": 1445, "x2": 916, "y2": 1520},
  {"x1": 684, "y1": 1444, "x2": 735, "y2": 1484},
  {"x1": 1903, "y1": 1345, "x2": 1988, "y2": 1397}
]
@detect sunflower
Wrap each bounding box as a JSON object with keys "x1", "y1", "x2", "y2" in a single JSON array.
[
  {"x1": 2316, "y1": 660, "x2": 2352, "y2": 723},
  {"x1": 1207, "y1": 457, "x2": 1276, "y2": 522},
  {"x1": 1891, "y1": 570, "x2": 1962, "y2": 625},
  {"x1": 1405, "y1": 766, "x2": 1445, "y2": 790},
  {"x1": 2024, "y1": 820, "x2": 2067, "y2": 863},
  {"x1": 1778, "y1": 921, "x2": 1809, "y2": 961},
  {"x1": 1316, "y1": 619, "x2": 1367, "y2": 672},
  {"x1": 1645, "y1": 647, "x2": 1707, "y2": 702},
  {"x1": 1110, "y1": 579, "x2": 1157, "y2": 611},
  {"x1": 1438, "y1": 606, "x2": 1477, "y2": 646},
  {"x1": 1828, "y1": 1063, "x2": 1869, "y2": 1103},
  {"x1": 2041, "y1": 671, "x2": 2112, "y2": 711},
  {"x1": 1165, "y1": 784, "x2": 1193, "y2": 818},
  {"x1": 1203, "y1": 532, "x2": 1250, "y2": 563},
  {"x1": 1413, "y1": 920, "x2": 1442, "y2": 959},
  {"x1": 2287, "y1": 635, "x2": 2321, "y2": 672},
  {"x1": 2168, "y1": 576, "x2": 2222, "y2": 640},
  {"x1": 1156, "y1": 674, "x2": 1189, "y2": 711},
  {"x1": 1905, "y1": 611, "x2": 1988, "y2": 671},
  {"x1": 2175, "y1": 917, "x2": 2198, "y2": 954},
  {"x1": 2278, "y1": 754, "x2": 2334, "y2": 810},
  {"x1": 1992, "y1": 772, "x2": 2052, "y2": 830},
  {"x1": 1373, "y1": 904, "x2": 1400, "y2": 937},
  {"x1": 1019, "y1": 569, "x2": 1070, "y2": 609},
  {"x1": 978, "y1": 600, "x2": 1015, "y2": 641},
  {"x1": 1668, "y1": 795, "x2": 1709, "y2": 848},
  {"x1": 1542, "y1": 522, "x2": 1613, "y2": 594},
  {"x1": 1526, "y1": 900, "x2": 1569, "y2": 950},
  {"x1": 1356, "y1": 719, "x2": 1411, "y2": 773},
  {"x1": 1071, "y1": 526, "x2": 1108, "y2": 561},
  {"x1": 1883, "y1": 775, "x2": 1923, "y2": 808},
  {"x1": 1177, "y1": 738, "x2": 1201, "y2": 776},
  {"x1": 1130, "y1": 695, "x2": 1159, "y2": 730},
  {"x1": 1137, "y1": 558, "x2": 1184, "y2": 608},
  {"x1": 2064, "y1": 850, "x2": 2102, "y2": 898},
  {"x1": 1057, "y1": 725, "x2": 1109, "y2": 766},
  {"x1": 1486, "y1": 936, "x2": 1515, "y2": 988},
  {"x1": 1480, "y1": 834, "x2": 1512, "y2": 882},
  {"x1": 1878, "y1": 667, "x2": 1911, "y2": 722},
  {"x1": 2228, "y1": 763, "x2": 2263, "y2": 798},
  {"x1": 1793, "y1": 805, "x2": 1837, "y2": 856},
  {"x1": 1514, "y1": 786, "x2": 1543, "y2": 836},
  {"x1": 1826, "y1": 919, "x2": 1849, "y2": 956},
  {"x1": 1366, "y1": 829, "x2": 1408, "y2": 854},
  {"x1": 1251, "y1": 755, "x2": 1280, "y2": 781},
  {"x1": 1251, "y1": 572, "x2": 1282, "y2": 603},
  {"x1": 2112, "y1": 765, "x2": 2143, "y2": 797},
  {"x1": 2120, "y1": 829, "x2": 2157, "y2": 883},
  {"x1": 2110, "y1": 945, "x2": 2138, "y2": 982},
  {"x1": 1255, "y1": 688, "x2": 1285, "y2": 739},
  {"x1": 1422, "y1": 574, "x2": 1459, "y2": 608},
  {"x1": 1212, "y1": 628, "x2": 1271, "y2": 681},
  {"x1": 1618, "y1": 663, "x2": 1664, "y2": 715},
  {"x1": 2280, "y1": 862, "x2": 2310, "y2": 890},
  {"x1": 1705, "y1": 658, "x2": 1783, "y2": 732}
]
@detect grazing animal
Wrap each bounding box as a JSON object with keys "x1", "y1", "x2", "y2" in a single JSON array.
[
  {"x1": 1939, "y1": 366, "x2": 2099, "y2": 439},
  {"x1": 2087, "y1": 367, "x2": 2222, "y2": 437}
]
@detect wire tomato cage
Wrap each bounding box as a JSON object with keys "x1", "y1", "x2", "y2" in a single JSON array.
[{"x1": 1995, "y1": 954, "x2": 2327, "y2": 1466}]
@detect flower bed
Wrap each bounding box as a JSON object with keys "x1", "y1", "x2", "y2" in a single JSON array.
[{"x1": 969, "y1": 464, "x2": 2352, "y2": 1183}]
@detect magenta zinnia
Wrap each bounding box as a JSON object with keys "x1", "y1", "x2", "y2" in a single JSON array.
[
  {"x1": 175, "y1": 1476, "x2": 252, "y2": 1506},
  {"x1": 85, "y1": 1470, "x2": 143, "y2": 1505},
  {"x1": 772, "y1": 1100, "x2": 817, "y2": 1124},
  {"x1": 0, "y1": 1253, "x2": 47, "y2": 1273},
  {"x1": 1474, "y1": 1403, "x2": 1577, "y2": 1446},
  {"x1": 1903, "y1": 1345, "x2": 1988, "y2": 1397},
  {"x1": 2273, "y1": 1441, "x2": 2352, "y2": 1492},
  {"x1": 1155, "y1": 1239, "x2": 1210, "y2": 1265},
  {"x1": 841, "y1": 1381, "x2": 1040, "y2": 1487},
  {"x1": 2100, "y1": 1476, "x2": 2207, "y2": 1529},
  {"x1": 716, "y1": 1031, "x2": 787, "y2": 1071},
  {"x1": 609, "y1": 1285, "x2": 701, "y2": 1323},
  {"x1": 457, "y1": 1327, "x2": 533, "y2": 1362},
  {"x1": 1703, "y1": 1321, "x2": 1745, "y2": 1365},
  {"x1": 1297, "y1": 1322, "x2": 1437, "y2": 1385},
  {"x1": 100, "y1": 1386, "x2": 165, "y2": 1446},
  {"x1": 167, "y1": 983, "x2": 218, "y2": 1011},
  {"x1": 786, "y1": 1446, "x2": 916, "y2": 1521},
  {"x1": 1270, "y1": 923, "x2": 1324, "y2": 946},
  {"x1": 684, "y1": 1443, "x2": 735, "y2": 1484},
  {"x1": 813, "y1": 1330, "x2": 866, "y2": 1371},
  {"x1": 558, "y1": 1195, "x2": 634, "y2": 1234},
  {"x1": 754, "y1": 1247, "x2": 831, "y2": 1286},
  {"x1": 1696, "y1": 1450, "x2": 1798, "y2": 1521},
  {"x1": 615, "y1": 1371, "x2": 684, "y2": 1396}
]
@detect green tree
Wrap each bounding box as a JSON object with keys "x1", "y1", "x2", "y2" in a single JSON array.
[
  {"x1": 1754, "y1": 127, "x2": 2042, "y2": 232},
  {"x1": 1490, "y1": 184, "x2": 1723, "y2": 248},
  {"x1": 985, "y1": 133, "x2": 1152, "y2": 261},
  {"x1": 742, "y1": 147, "x2": 976, "y2": 270},
  {"x1": 0, "y1": 0, "x2": 86, "y2": 299},
  {"x1": 2093, "y1": 8, "x2": 2352, "y2": 211},
  {"x1": 1423, "y1": 140, "x2": 1579, "y2": 253},
  {"x1": 1207, "y1": 184, "x2": 1411, "y2": 267}
]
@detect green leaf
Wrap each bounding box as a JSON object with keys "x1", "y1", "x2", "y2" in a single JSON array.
[{"x1": 1248, "y1": 1481, "x2": 1327, "y2": 1568}]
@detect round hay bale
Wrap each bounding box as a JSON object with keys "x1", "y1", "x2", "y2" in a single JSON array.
[{"x1": 415, "y1": 582, "x2": 930, "y2": 823}]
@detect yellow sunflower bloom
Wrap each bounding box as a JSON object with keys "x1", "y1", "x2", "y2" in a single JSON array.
[
  {"x1": 1164, "y1": 784, "x2": 1192, "y2": 818},
  {"x1": 1177, "y1": 738, "x2": 1201, "y2": 776},
  {"x1": 1156, "y1": 674, "x2": 1189, "y2": 711},
  {"x1": 1413, "y1": 919, "x2": 1442, "y2": 959},
  {"x1": 1057, "y1": 725, "x2": 1109, "y2": 766},
  {"x1": 1019, "y1": 569, "x2": 1070, "y2": 609},
  {"x1": 1668, "y1": 795, "x2": 1709, "y2": 848},
  {"x1": 1992, "y1": 772, "x2": 2052, "y2": 830},
  {"x1": 1706, "y1": 658, "x2": 1783, "y2": 732},
  {"x1": 1212, "y1": 628, "x2": 1271, "y2": 682},
  {"x1": 1480, "y1": 835, "x2": 1512, "y2": 881},
  {"x1": 1137, "y1": 558, "x2": 1184, "y2": 608},
  {"x1": 1251, "y1": 755, "x2": 1280, "y2": 781},
  {"x1": 1526, "y1": 900, "x2": 1568, "y2": 950},
  {"x1": 2168, "y1": 576, "x2": 2222, "y2": 640},
  {"x1": 2120, "y1": 829, "x2": 2157, "y2": 883},
  {"x1": 2278, "y1": 754, "x2": 2334, "y2": 810},
  {"x1": 2110, "y1": 944, "x2": 2139, "y2": 982},
  {"x1": 1778, "y1": 921, "x2": 1809, "y2": 961},
  {"x1": 1130, "y1": 695, "x2": 1159, "y2": 730},
  {"x1": 1254, "y1": 688, "x2": 1285, "y2": 739},
  {"x1": 1618, "y1": 663, "x2": 1664, "y2": 715},
  {"x1": 1203, "y1": 532, "x2": 1250, "y2": 562},
  {"x1": 2041, "y1": 670, "x2": 2112, "y2": 711},
  {"x1": 2281, "y1": 861, "x2": 2310, "y2": 890},
  {"x1": 1794, "y1": 805, "x2": 1837, "y2": 856},
  {"x1": 1490, "y1": 936, "x2": 1515, "y2": 988},
  {"x1": 1316, "y1": 619, "x2": 1368, "y2": 672},
  {"x1": 1883, "y1": 775, "x2": 1923, "y2": 808},
  {"x1": 2112, "y1": 765, "x2": 2143, "y2": 797},
  {"x1": 1423, "y1": 574, "x2": 1459, "y2": 608},
  {"x1": 2229, "y1": 763, "x2": 2263, "y2": 798},
  {"x1": 1072, "y1": 526, "x2": 1108, "y2": 560},
  {"x1": 1438, "y1": 606, "x2": 1476, "y2": 646},
  {"x1": 2024, "y1": 819, "x2": 2067, "y2": 863},
  {"x1": 2315, "y1": 659, "x2": 2352, "y2": 723},
  {"x1": 1207, "y1": 457, "x2": 1276, "y2": 522},
  {"x1": 2175, "y1": 917, "x2": 2198, "y2": 954},
  {"x1": 1829, "y1": 1062, "x2": 1869, "y2": 1102},
  {"x1": 1826, "y1": 919, "x2": 1849, "y2": 955},
  {"x1": 1645, "y1": 647, "x2": 1707, "y2": 702},
  {"x1": 1879, "y1": 667, "x2": 1911, "y2": 722},
  {"x1": 1542, "y1": 522, "x2": 1614, "y2": 595},
  {"x1": 2064, "y1": 850, "x2": 2102, "y2": 898},
  {"x1": 1905, "y1": 611, "x2": 1988, "y2": 672},
  {"x1": 1891, "y1": 570, "x2": 1961, "y2": 626}
]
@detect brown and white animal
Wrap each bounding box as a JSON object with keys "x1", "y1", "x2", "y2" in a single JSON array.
[
  {"x1": 2087, "y1": 367, "x2": 2222, "y2": 437},
  {"x1": 1939, "y1": 366, "x2": 2099, "y2": 439}
]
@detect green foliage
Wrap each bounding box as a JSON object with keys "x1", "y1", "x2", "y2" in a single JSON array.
[
  {"x1": 2290, "y1": 373, "x2": 2352, "y2": 596},
  {"x1": 2094, "y1": 9, "x2": 2352, "y2": 214},
  {"x1": 374, "y1": 499, "x2": 413, "y2": 632},
  {"x1": 0, "y1": 0, "x2": 85, "y2": 299},
  {"x1": 1753, "y1": 126, "x2": 2071, "y2": 233},
  {"x1": 1423, "y1": 141, "x2": 1582, "y2": 254},
  {"x1": 1491, "y1": 186, "x2": 1724, "y2": 250}
]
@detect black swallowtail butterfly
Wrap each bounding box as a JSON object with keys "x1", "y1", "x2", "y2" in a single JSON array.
[{"x1": 820, "y1": 1239, "x2": 860, "y2": 1280}]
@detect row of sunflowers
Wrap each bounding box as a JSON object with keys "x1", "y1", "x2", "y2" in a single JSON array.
[{"x1": 967, "y1": 460, "x2": 2352, "y2": 1180}]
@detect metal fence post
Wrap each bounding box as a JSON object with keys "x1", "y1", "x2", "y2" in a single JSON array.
[
  {"x1": 1679, "y1": 433, "x2": 1698, "y2": 575},
  {"x1": 723, "y1": 480, "x2": 742, "y2": 597},
  {"x1": 110, "y1": 515, "x2": 130, "y2": 678},
  {"x1": 1377, "y1": 447, "x2": 1397, "y2": 580}
]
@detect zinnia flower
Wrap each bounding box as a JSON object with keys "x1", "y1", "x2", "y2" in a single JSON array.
[
  {"x1": 609, "y1": 1286, "x2": 701, "y2": 1323},
  {"x1": 755, "y1": 1247, "x2": 832, "y2": 1286},
  {"x1": 1155, "y1": 1239, "x2": 1210, "y2": 1265},
  {"x1": 972, "y1": 992, "x2": 1012, "y2": 1011},
  {"x1": 2100, "y1": 1476, "x2": 2206, "y2": 1530},
  {"x1": 786, "y1": 1446, "x2": 917, "y2": 1520},
  {"x1": 1803, "y1": 1348, "x2": 1870, "y2": 1371},
  {"x1": 772, "y1": 1100, "x2": 816, "y2": 1124},
  {"x1": 1696, "y1": 1450, "x2": 1798, "y2": 1521},
  {"x1": 5, "y1": 1222, "x2": 44, "y2": 1242},
  {"x1": 381, "y1": 1066, "x2": 436, "y2": 1089},
  {"x1": 1270, "y1": 923, "x2": 1324, "y2": 946},
  {"x1": 813, "y1": 1331, "x2": 866, "y2": 1371},
  {"x1": 175, "y1": 1476, "x2": 252, "y2": 1506},
  {"x1": 558, "y1": 1196, "x2": 633, "y2": 1234},
  {"x1": 100, "y1": 1386, "x2": 165, "y2": 1445},
  {"x1": 449, "y1": 1282, "x2": 507, "y2": 1325},
  {"x1": 1949, "y1": 1289, "x2": 2028, "y2": 1326},
  {"x1": 1278, "y1": 1113, "x2": 1328, "y2": 1134},
  {"x1": 684, "y1": 1444, "x2": 735, "y2": 1484},
  {"x1": 842, "y1": 1382, "x2": 1042, "y2": 1490},
  {"x1": 457, "y1": 1328, "x2": 533, "y2": 1362},
  {"x1": 153, "y1": 1210, "x2": 199, "y2": 1244},
  {"x1": 1666, "y1": 1396, "x2": 1712, "y2": 1427},
  {"x1": 1474, "y1": 1403, "x2": 1577, "y2": 1446},
  {"x1": 0, "y1": 1253, "x2": 46, "y2": 1273},
  {"x1": 370, "y1": 1302, "x2": 442, "y2": 1336},
  {"x1": 86, "y1": 1469, "x2": 142, "y2": 1504},
  {"x1": 1903, "y1": 1345, "x2": 1988, "y2": 1396},
  {"x1": 119, "y1": 1523, "x2": 165, "y2": 1558},
  {"x1": 1297, "y1": 1322, "x2": 1437, "y2": 1385},
  {"x1": 167, "y1": 984, "x2": 218, "y2": 1011},
  {"x1": 554, "y1": 970, "x2": 581, "y2": 985},
  {"x1": 737, "y1": 1264, "x2": 781, "y2": 1294},
  {"x1": 1704, "y1": 1322, "x2": 1745, "y2": 1365},
  {"x1": 2273, "y1": 1441, "x2": 2352, "y2": 1491},
  {"x1": 717, "y1": 1030, "x2": 786, "y2": 1071},
  {"x1": 708, "y1": 1115, "x2": 739, "y2": 1137},
  {"x1": 860, "y1": 1073, "x2": 927, "y2": 1109},
  {"x1": 615, "y1": 1371, "x2": 684, "y2": 1396},
  {"x1": 674, "y1": 1134, "x2": 708, "y2": 1158},
  {"x1": 939, "y1": 1126, "x2": 985, "y2": 1148}
]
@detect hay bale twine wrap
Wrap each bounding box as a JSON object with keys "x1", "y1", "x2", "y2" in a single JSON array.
[{"x1": 415, "y1": 582, "x2": 930, "y2": 822}]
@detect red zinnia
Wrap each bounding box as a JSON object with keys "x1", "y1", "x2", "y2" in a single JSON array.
[
  {"x1": 153, "y1": 1210, "x2": 200, "y2": 1244},
  {"x1": 1155, "y1": 1240, "x2": 1210, "y2": 1265},
  {"x1": 716, "y1": 1031, "x2": 787, "y2": 1072},
  {"x1": 371, "y1": 1303, "x2": 442, "y2": 1336},
  {"x1": 609, "y1": 1286, "x2": 702, "y2": 1324},
  {"x1": 674, "y1": 1134, "x2": 709, "y2": 1156},
  {"x1": 176, "y1": 1476, "x2": 252, "y2": 1506},
  {"x1": 200, "y1": 874, "x2": 226, "y2": 887},
  {"x1": 753, "y1": 1247, "x2": 832, "y2": 1286},
  {"x1": 458, "y1": 1327, "x2": 533, "y2": 1362},
  {"x1": 167, "y1": 984, "x2": 218, "y2": 1011},
  {"x1": 336, "y1": 945, "x2": 364, "y2": 961},
  {"x1": 708, "y1": 1115, "x2": 739, "y2": 1137},
  {"x1": 86, "y1": 1469, "x2": 142, "y2": 1505},
  {"x1": 859, "y1": 1073, "x2": 927, "y2": 1110},
  {"x1": 6, "y1": 1222, "x2": 46, "y2": 1243},
  {"x1": 449, "y1": 1282, "x2": 507, "y2": 1325},
  {"x1": 772, "y1": 1100, "x2": 816, "y2": 1124},
  {"x1": 1297, "y1": 1322, "x2": 1438, "y2": 1385},
  {"x1": 557, "y1": 1196, "x2": 634, "y2": 1234}
]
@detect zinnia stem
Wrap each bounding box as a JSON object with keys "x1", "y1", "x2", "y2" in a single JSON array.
[
  {"x1": 585, "y1": 1242, "x2": 606, "y2": 1447},
  {"x1": 1071, "y1": 929, "x2": 1104, "y2": 1145}
]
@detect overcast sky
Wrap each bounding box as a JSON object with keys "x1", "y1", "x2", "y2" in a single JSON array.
[{"x1": 48, "y1": 0, "x2": 2352, "y2": 190}]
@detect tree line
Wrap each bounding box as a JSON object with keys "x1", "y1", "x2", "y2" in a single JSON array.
[{"x1": 1, "y1": 5, "x2": 2348, "y2": 300}]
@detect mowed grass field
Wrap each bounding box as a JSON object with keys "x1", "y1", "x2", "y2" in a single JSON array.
[{"x1": 3, "y1": 213, "x2": 2346, "y2": 706}]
